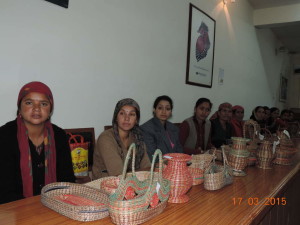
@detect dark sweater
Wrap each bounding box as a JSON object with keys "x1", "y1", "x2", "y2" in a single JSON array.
[
  {"x1": 0, "y1": 120, "x2": 75, "y2": 204},
  {"x1": 211, "y1": 118, "x2": 232, "y2": 148}
]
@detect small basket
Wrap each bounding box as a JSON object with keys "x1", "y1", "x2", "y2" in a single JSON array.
[
  {"x1": 204, "y1": 147, "x2": 232, "y2": 191},
  {"x1": 108, "y1": 144, "x2": 170, "y2": 225},
  {"x1": 41, "y1": 182, "x2": 109, "y2": 221},
  {"x1": 188, "y1": 153, "x2": 214, "y2": 185},
  {"x1": 204, "y1": 164, "x2": 224, "y2": 191},
  {"x1": 243, "y1": 120, "x2": 260, "y2": 161},
  {"x1": 273, "y1": 131, "x2": 298, "y2": 165}
]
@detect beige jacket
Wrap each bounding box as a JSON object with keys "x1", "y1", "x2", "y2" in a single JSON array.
[{"x1": 92, "y1": 128, "x2": 151, "y2": 179}]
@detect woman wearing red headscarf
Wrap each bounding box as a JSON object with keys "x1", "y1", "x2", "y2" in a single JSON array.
[
  {"x1": 0, "y1": 81, "x2": 75, "y2": 204},
  {"x1": 231, "y1": 105, "x2": 245, "y2": 137}
]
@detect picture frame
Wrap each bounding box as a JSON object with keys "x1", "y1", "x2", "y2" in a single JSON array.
[
  {"x1": 279, "y1": 76, "x2": 288, "y2": 102},
  {"x1": 45, "y1": 0, "x2": 69, "y2": 8},
  {"x1": 186, "y1": 3, "x2": 216, "y2": 88}
]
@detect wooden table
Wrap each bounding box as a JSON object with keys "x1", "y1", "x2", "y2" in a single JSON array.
[{"x1": 1, "y1": 154, "x2": 299, "y2": 225}]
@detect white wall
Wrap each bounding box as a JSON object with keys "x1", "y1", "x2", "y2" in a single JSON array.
[{"x1": 0, "y1": 0, "x2": 291, "y2": 137}]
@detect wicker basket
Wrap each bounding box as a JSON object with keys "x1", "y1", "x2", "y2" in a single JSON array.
[
  {"x1": 273, "y1": 131, "x2": 298, "y2": 165},
  {"x1": 188, "y1": 153, "x2": 214, "y2": 185},
  {"x1": 256, "y1": 140, "x2": 275, "y2": 169},
  {"x1": 243, "y1": 120, "x2": 261, "y2": 166},
  {"x1": 204, "y1": 147, "x2": 232, "y2": 190},
  {"x1": 41, "y1": 182, "x2": 109, "y2": 221},
  {"x1": 108, "y1": 144, "x2": 170, "y2": 225}
]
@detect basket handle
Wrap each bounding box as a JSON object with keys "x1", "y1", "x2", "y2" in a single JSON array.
[
  {"x1": 260, "y1": 128, "x2": 277, "y2": 142},
  {"x1": 243, "y1": 120, "x2": 258, "y2": 140},
  {"x1": 221, "y1": 145, "x2": 229, "y2": 168},
  {"x1": 120, "y1": 143, "x2": 136, "y2": 181},
  {"x1": 149, "y1": 149, "x2": 163, "y2": 184}
]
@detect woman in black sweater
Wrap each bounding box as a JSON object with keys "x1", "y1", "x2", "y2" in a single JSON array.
[{"x1": 0, "y1": 81, "x2": 75, "y2": 204}]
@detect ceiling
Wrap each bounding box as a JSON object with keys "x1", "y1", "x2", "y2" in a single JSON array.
[{"x1": 248, "y1": 0, "x2": 300, "y2": 54}]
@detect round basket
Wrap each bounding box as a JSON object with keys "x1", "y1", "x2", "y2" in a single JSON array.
[{"x1": 204, "y1": 164, "x2": 225, "y2": 191}]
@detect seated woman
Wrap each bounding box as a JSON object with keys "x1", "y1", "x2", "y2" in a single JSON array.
[
  {"x1": 275, "y1": 109, "x2": 290, "y2": 131},
  {"x1": 179, "y1": 98, "x2": 213, "y2": 155},
  {"x1": 92, "y1": 98, "x2": 150, "y2": 179},
  {"x1": 263, "y1": 106, "x2": 271, "y2": 123},
  {"x1": 0, "y1": 81, "x2": 75, "y2": 204},
  {"x1": 141, "y1": 95, "x2": 183, "y2": 160},
  {"x1": 230, "y1": 105, "x2": 245, "y2": 137},
  {"x1": 250, "y1": 106, "x2": 266, "y2": 128},
  {"x1": 210, "y1": 102, "x2": 233, "y2": 148},
  {"x1": 267, "y1": 107, "x2": 280, "y2": 133}
]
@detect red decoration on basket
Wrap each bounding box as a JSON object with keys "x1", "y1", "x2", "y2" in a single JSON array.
[
  {"x1": 55, "y1": 194, "x2": 105, "y2": 206},
  {"x1": 124, "y1": 186, "x2": 136, "y2": 200},
  {"x1": 108, "y1": 144, "x2": 170, "y2": 225},
  {"x1": 100, "y1": 177, "x2": 120, "y2": 195},
  {"x1": 150, "y1": 193, "x2": 159, "y2": 208},
  {"x1": 163, "y1": 153, "x2": 192, "y2": 203}
]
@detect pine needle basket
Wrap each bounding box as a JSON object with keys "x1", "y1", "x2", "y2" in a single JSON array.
[
  {"x1": 108, "y1": 144, "x2": 170, "y2": 225},
  {"x1": 204, "y1": 147, "x2": 233, "y2": 190},
  {"x1": 41, "y1": 182, "x2": 109, "y2": 221},
  {"x1": 188, "y1": 153, "x2": 215, "y2": 185},
  {"x1": 243, "y1": 120, "x2": 260, "y2": 166},
  {"x1": 273, "y1": 130, "x2": 298, "y2": 165}
]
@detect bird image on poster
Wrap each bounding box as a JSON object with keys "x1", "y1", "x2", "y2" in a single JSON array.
[{"x1": 195, "y1": 22, "x2": 210, "y2": 61}]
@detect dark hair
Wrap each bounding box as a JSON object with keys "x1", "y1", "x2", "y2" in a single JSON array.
[
  {"x1": 254, "y1": 106, "x2": 264, "y2": 113},
  {"x1": 263, "y1": 106, "x2": 270, "y2": 111},
  {"x1": 270, "y1": 107, "x2": 279, "y2": 114},
  {"x1": 280, "y1": 109, "x2": 290, "y2": 116},
  {"x1": 195, "y1": 98, "x2": 212, "y2": 109},
  {"x1": 153, "y1": 95, "x2": 173, "y2": 110}
]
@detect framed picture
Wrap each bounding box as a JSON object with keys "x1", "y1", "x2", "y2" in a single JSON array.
[
  {"x1": 279, "y1": 76, "x2": 288, "y2": 102},
  {"x1": 45, "y1": 0, "x2": 69, "y2": 8},
  {"x1": 186, "y1": 3, "x2": 216, "y2": 88}
]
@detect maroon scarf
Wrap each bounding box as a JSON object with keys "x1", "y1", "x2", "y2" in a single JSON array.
[{"x1": 17, "y1": 115, "x2": 57, "y2": 197}]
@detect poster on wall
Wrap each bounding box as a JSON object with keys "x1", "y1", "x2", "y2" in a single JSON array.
[
  {"x1": 186, "y1": 3, "x2": 216, "y2": 88},
  {"x1": 279, "y1": 76, "x2": 288, "y2": 102}
]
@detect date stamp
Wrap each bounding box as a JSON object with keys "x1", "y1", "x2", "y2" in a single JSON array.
[{"x1": 232, "y1": 197, "x2": 287, "y2": 206}]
